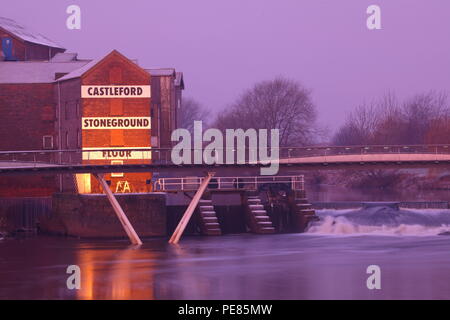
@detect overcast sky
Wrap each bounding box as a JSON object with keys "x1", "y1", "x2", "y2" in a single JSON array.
[{"x1": 3, "y1": 0, "x2": 450, "y2": 136}]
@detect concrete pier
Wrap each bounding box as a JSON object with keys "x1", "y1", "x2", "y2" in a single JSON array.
[{"x1": 40, "y1": 193, "x2": 167, "y2": 238}]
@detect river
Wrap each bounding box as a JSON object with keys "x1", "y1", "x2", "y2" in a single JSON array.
[{"x1": 1, "y1": 204, "x2": 450, "y2": 300}]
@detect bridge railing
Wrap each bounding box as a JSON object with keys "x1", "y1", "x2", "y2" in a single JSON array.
[
  {"x1": 154, "y1": 175, "x2": 305, "y2": 192},
  {"x1": 2, "y1": 144, "x2": 450, "y2": 167},
  {"x1": 278, "y1": 144, "x2": 450, "y2": 159}
]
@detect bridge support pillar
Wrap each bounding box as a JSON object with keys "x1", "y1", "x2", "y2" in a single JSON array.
[
  {"x1": 93, "y1": 173, "x2": 142, "y2": 245},
  {"x1": 169, "y1": 172, "x2": 215, "y2": 244}
]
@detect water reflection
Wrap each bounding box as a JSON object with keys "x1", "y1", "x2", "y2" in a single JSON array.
[
  {"x1": 1, "y1": 233, "x2": 450, "y2": 299},
  {"x1": 75, "y1": 244, "x2": 157, "y2": 300}
]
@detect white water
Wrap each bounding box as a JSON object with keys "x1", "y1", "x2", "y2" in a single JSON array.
[{"x1": 307, "y1": 207, "x2": 450, "y2": 236}]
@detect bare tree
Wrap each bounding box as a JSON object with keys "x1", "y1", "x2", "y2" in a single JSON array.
[
  {"x1": 178, "y1": 97, "x2": 210, "y2": 132},
  {"x1": 333, "y1": 103, "x2": 381, "y2": 146},
  {"x1": 425, "y1": 118, "x2": 450, "y2": 144},
  {"x1": 333, "y1": 91, "x2": 450, "y2": 146},
  {"x1": 401, "y1": 92, "x2": 449, "y2": 144},
  {"x1": 332, "y1": 91, "x2": 450, "y2": 189},
  {"x1": 214, "y1": 77, "x2": 317, "y2": 147}
]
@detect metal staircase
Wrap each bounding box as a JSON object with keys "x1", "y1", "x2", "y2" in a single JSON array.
[
  {"x1": 244, "y1": 195, "x2": 275, "y2": 234},
  {"x1": 196, "y1": 199, "x2": 222, "y2": 236},
  {"x1": 289, "y1": 195, "x2": 318, "y2": 232}
]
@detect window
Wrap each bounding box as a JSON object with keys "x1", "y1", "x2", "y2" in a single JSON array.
[
  {"x1": 65, "y1": 132, "x2": 69, "y2": 149},
  {"x1": 111, "y1": 160, "x2": 124, "y2": 178},
  {"x1": 65, "y1": 102, "x2": 69, "y2": 120},
  {"x1": 43, "y1": 136, "x2": 53, "y2": 149},
  {"x1": 77, "y1": 129, "x2": 82, "y2": 148},
  {"x1": 76, "y1": 100, "x2": 81, "y2": 118}
]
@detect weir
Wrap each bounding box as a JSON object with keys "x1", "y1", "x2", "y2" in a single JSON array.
[
  {"x1": 164, "y1": 175, "x2": 317, "y2": 239},
  {"x1": 12, "y1": 145, "x2": 450, "y2": 242},
  {"x1": 0, "y1": 172, "x2": 318, "y2": 242}
]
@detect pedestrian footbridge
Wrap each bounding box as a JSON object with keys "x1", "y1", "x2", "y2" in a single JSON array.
[{"x1": 1, "y1": 145, "x2": 450, "y2": 175}]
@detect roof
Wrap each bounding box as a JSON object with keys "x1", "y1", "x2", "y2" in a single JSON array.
[
  {"x1": 0, "y1": 16, "x2": 64, "y2": 49},
  {"x1": 56, "y1": 53, "x2": 107, "y2": 81},
  {"x1": 0, "y1": 47, "x2": 185, "y2": 86},
  {"x1": 175, "y1": 72, "x2": 184, "y2": 89},
  {"x1": 57, "y1": 50, "x2": 144, "y2": 82},
  {"x1": 50, "y1": 52, "x2": 78, "y2": 62},
  {"x1": 0, "y1": 61, "x2": 90, "y2": 83},
  {"x1": 146, "y1": 68, "x2": 176, "y2": 76}
]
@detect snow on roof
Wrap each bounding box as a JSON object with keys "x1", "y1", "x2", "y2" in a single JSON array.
[
  {"x1": 0, "y1": 16, "x2": 65, "y2": 49},
  {"x1": 175, "y1": 72, "x2": 184, "y2": 88},
  {"x1": 50, "y1": 52, "x2": 78, "y2": 62},
  {"x1": 0, "y1": 60, "x2": 90, "y2": 83},
  {"x1": 146, "y1": 68, "x2": 176, "y2": 76},
  {"x1": 57, "y1": 50, "x2": 143, "y2": 82},
  {"x1": 0, "y1": 47, "x2": 184, "y2": 85},
  {"x1": 56, "y1": 54, "x2": 105, "y2": 81}
]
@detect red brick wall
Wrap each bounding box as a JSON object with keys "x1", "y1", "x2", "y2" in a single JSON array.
[
  {"x1": 0, "y1": 30, "x2": 25, "y2": 60},
  {"x1": 80, "y1": 51, "x2": 152, "y2": 193},
  {"x1": 0, "y1": 50, "x2": 175, "y2": 197},
  {"x1": 175, "y1": 85, "x2": 182, "y2": 128},
  {"x1": 0, "y1": 83, "x2": 58, "y2": 196},
  {"x1": 57, "y1": 78, "x2": 82, "y2": 151},
  {"x1": 0, "y1": 83, "x2": 56, "y2": 151},
  {"x1": 150, "y1": 76, "x2": 161, "y2": 149},
  {"x1": 1, "y1": 29, "x2": 64, "y2": 61},
  {"x1": 25, "y1": 42, "x2": 65, "y2": 61},
  {"x1": 150, "y1": 74, "x2": 178, "y2": 150},
  {"x1": 0, "y1": 175, "x2": 57, "y2": 198},
  {"x1": 54, "y1": 78, "x2": 82, "y2": 193}
]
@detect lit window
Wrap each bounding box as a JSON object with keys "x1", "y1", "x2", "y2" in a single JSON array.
[{"x1": 111, "y1": 160, "x2": 124, "y2": 177}]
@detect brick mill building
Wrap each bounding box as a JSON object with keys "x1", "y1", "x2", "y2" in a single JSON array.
[{"x1": 0, "y1": 17, "x2": 184, "y2": 197}]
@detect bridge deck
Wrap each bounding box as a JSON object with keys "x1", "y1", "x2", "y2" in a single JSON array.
[
  {"x1": 1, "y1": 153, "x2": 450, "y2": 176},
  {"x1": 280, "y1": 153, "x2": 450, "y2": 163}
]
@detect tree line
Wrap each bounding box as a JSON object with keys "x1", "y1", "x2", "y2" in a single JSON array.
[
  {"x1": 178, "y1": 77, "x2": 450, "y2": 190},
  {"x1": 179, "y1": 77, "x2": 318, "y2": 147},
  {"x1": 333, "y1": 91, "x2": 450, "y2": 146},
  {"x1": 179, "y1": 77, "x2": 450, "y2": 148}
]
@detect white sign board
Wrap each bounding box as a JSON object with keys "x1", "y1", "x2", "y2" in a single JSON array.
[
  {"x1": 82, "y1": 117, "x2": 151, "y2": 129},
  {"x1": 82, "y1": 147, "x2": 152, "y2": 160},
  {"x1": 81, "y1": 85, "x2": 151, "y2": 98}
]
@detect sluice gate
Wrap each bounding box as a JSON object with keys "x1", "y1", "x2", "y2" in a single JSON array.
[{"x1": 158, "y1": 175, "x2": 318, "y2": 239}]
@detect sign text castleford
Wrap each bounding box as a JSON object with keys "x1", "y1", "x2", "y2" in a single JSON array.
[{"x1": 81, "y1": 85, "x2": 151, "y2": 98}]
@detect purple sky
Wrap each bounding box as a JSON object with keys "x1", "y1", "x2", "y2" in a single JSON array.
[{"x1": 3, "y1": 0, "x2": 450, "y2": 135}]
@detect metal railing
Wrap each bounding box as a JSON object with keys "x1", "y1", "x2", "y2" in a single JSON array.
[
  {"x1": 154, "y1": 175, "x2": 305, "y2": 192},
  {"x1": 2, "y1": 144, "x2": 450, "y2": 168}
]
